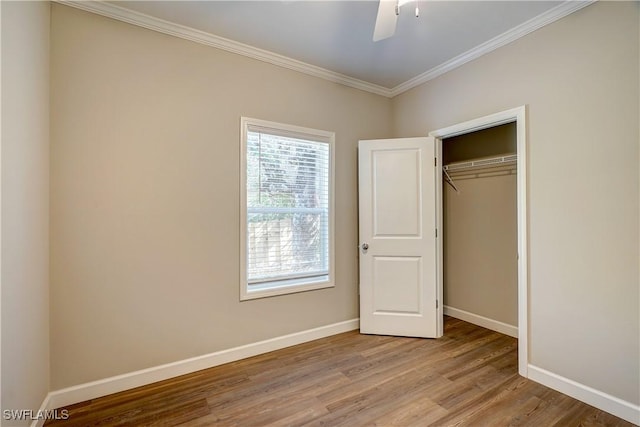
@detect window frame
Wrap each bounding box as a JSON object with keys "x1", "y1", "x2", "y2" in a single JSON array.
[{"x1": 240, "y1": 117, "x2": 335, "y2": 301}]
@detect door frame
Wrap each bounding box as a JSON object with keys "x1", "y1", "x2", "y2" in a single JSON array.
[{"x1": 429, "y1": 105, "x2": 528, "y2": 377}]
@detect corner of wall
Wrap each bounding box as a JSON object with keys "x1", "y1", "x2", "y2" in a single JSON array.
[{"x1": 1, "y1": 1, "x2": 51, "y2": 425}]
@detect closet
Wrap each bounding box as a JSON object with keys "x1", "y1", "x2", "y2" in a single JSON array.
[{"x1": 442, "y1": 123, "x2": 518, "y2": 335}]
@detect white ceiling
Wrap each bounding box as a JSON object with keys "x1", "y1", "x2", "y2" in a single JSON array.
[{"x1": 96, "y1": 1, "x2": 587, "y2": 95}]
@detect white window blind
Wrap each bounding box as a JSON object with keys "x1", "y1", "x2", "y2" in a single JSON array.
[{"x1": 245, "y1": 125, "x2": 331, "y2": 287}]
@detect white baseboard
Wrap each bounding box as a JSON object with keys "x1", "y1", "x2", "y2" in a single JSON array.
[
  {"x1": 444, "y1": 305, "x2": 518, "y2": 338},
  {"x1": 29, "y1": 393, "x2": 52, "y2": 427},
  {"x1": 528, "y1": 365, "x2": 640, "y2": 425},
  {"x1": 35, "y1": 317, "x2": 639, "y2": 426},
  {"x1": 39, "y1": 318, "x2": 359, "y2": 414}
]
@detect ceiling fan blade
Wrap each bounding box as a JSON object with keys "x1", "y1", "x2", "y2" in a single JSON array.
[{"x1": 373, "y1": 0, "x2": 397, "y2": 42}]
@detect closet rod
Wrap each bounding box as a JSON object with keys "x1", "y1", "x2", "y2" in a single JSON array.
[{"x1": 443, "y1": 154, "x2": 517, "y2": 172}]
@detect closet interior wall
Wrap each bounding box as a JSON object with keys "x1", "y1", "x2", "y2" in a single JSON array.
[{"x1": 443, "y1": 123, "x2": 518, "y2": 329}]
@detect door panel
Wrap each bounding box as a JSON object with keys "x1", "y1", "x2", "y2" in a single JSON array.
[
  {"x1": 372, "y1": 149, "x2": 421, "y2": 237},
  {"x1": 373, "y1": 256, "x2": 422, "y2": 314},
  {"x1": 359, "y1": 137, "x2": 438, "y2": 338}
]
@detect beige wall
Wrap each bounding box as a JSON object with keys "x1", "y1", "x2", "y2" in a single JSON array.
[
  {"x1": 444, "y1": 171, "x2": 518, "y2": 327},
  {"x1": 47, "y1": 0, "x2": 640, "y2": 411},
  {"x1": 50, "y1": 4, "x2": 392, "y2": 389},
  {"x1": 443, "y1": 122, "x2": 516, "y2": 164},
  {"x1": 393, "y1": 1, "x2": 639, "y2": 405},
  {"x1": 1, "y1": 1, "x2": 51, "y2": 423}
]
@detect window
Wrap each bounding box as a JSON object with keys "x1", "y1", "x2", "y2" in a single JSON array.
[{"x1": 240, "y1": 117, "x2": 335, "y2": 300}]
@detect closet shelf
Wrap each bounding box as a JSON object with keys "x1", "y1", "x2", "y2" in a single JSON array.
[{"x1": 443, "y1": 154, "x2": 517, "y2": 172}]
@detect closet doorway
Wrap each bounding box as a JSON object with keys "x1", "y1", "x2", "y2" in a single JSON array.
[
  {"x1": 430, "y1": 106, "x2": 528, "y2": 377},
  {"x1": 443, "y1": 123, "x2": 518, "y2": 337}
]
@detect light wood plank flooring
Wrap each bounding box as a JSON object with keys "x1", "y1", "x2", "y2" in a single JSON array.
[{"x1": 45, "y1": 317, "x2": 635, "y2": 426}]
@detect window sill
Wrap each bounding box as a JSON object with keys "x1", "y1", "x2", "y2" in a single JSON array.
[{"x1": 240, "y1": 277, "x2": 334, "y2": 301}]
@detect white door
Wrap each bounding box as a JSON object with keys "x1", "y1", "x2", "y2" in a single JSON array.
[{"x1": 358, "y1": 137, "x2": 439, "y2": 338}]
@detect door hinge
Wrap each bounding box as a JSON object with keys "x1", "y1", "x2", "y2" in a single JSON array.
[
  {"x1": 435, "y1": 228, "x2": 438, "y2": 238},
  {"x1": 434, "y1": 157, "x2": 437, "y2": 166},
  {"x1": 436, "y1": 299, "x2": 439, "y2": 309}
]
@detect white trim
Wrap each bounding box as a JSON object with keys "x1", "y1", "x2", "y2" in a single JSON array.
[
  {"x1": 429, "y1": 107, "x2": 525, "y2": 139},
  {"x1": 243, "y1": 280, "x2": 335, "y2": 301},
  {"x1": 435, "y1": 131, "x2": 444, "y2": 338},
  {"x1": 514, "y1": 107, "x2": 528, "y2": 378},
  {"x1": 54, "y1": 0, "x2": 391, "y2": 97},
  {"x1": 444, "y1": 306, "x2": 518, "y2": 338},
  {"x1": 430, "y1": 105, "x2": 528, "y2": 378},
  {"x1": 40, "y1": 318, "x2": 359, "y2": 412},
  {"x1": 29, "y1": 394, "x2": 53, "y2": 427},
  {"x1": 0, "y1": 0, "x2": 3, "y2": 421},
  {"x1": 31, "y1": 319, "x2": 640, "y2": 425},
  {"x1": 388, "y1": 1, "x2": 595, "y2": 97},
  {"x1": 55, "y1": 0, "x2": 594, "y2": 99},
  {"x1": 528, "y1": 365, "x2": 640, "y2": 425}
]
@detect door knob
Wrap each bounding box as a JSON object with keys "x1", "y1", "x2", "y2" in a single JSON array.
[{"x1": 361, "y1": 243, "x2": 369, "y2": 250}]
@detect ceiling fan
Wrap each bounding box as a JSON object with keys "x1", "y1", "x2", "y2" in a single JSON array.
[{"x1": 373, "y1": 0, "x2": 420, "y2": 42}]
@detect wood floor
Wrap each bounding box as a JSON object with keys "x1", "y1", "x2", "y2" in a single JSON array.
[{"x1": 46, "y1": 317, "x2": 635, "y2": 427}]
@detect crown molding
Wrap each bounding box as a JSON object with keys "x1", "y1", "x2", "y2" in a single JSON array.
[
  {"x1": 389, "y1": 0, "x2": 596, "y2": 97},
  {"x1": 56, "y1": 0, "x2": 595, "y2": 99},
  {"x1": 54, "y1": 0, "x2": 394, "y2": 97}
]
